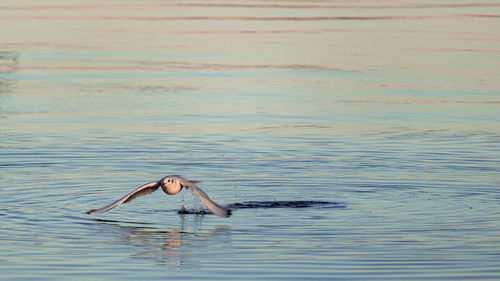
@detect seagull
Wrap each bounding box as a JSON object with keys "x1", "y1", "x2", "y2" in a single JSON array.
[{"x1": 86, "y1": 175, "x2": 231, "y2": 218}]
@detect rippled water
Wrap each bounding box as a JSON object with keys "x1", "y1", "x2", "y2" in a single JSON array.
[{"x1": 1, "y1": 1, "x2": 499, "y2": 280}]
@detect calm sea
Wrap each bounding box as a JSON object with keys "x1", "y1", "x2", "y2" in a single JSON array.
[{"x1": 1, "y1": 1, "x2": 499, "y2": 280}]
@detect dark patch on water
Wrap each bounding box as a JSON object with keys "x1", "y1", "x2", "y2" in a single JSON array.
[
  {"x1": 227, "y1": 200, "x2": 344, "y2": 209},
  {"x1": 178, "y1": 200, "x2": 344, "y2": 215}
]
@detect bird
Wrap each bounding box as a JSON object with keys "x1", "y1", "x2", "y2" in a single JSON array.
[{"x1": 86, "y1": 175, "x2": 231, "y2": 218}]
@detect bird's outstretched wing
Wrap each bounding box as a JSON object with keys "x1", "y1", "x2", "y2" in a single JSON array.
[
  {"x1": 181, "y1": 179, "x2": 231, "y2": 218},
  {"x1": 87, "y1": 181, "x2": 160, "y2": 215}
]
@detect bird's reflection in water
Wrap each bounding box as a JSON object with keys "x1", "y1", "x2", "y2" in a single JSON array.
[{"x1": 95, "y1": 214, "x2": 231, "y2": 268}]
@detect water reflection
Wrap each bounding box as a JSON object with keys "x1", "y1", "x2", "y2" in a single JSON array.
[
  {"x1": 0, "y1": 79, "x2": 12, "y2": 96},
  {"x1": 0, "y1": 51, "x2": 19, "y2": 73},
  {"x1": 0, "y1": 50, "x2": 18, "y2": 95},
  {"x1": 94, "y1": 215, "x2": 230, "y2": 267}
]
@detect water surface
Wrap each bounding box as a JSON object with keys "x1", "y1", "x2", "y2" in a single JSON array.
[{"x1": 1, "y1": 1, "x2": 499, "y2": 280}]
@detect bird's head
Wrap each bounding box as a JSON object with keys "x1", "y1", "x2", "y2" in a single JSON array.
[{"x1": 160, "y1": 176, "x2": 183, "y2": 195}]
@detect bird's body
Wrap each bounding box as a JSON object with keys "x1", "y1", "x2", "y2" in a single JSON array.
[{"x1": 87, "y1": 175, "x2": 231, "y2": 218}]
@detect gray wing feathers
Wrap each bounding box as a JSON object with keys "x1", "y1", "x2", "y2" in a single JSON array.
[
  {"x1": 87, "y1": 181, "x2": 160, "y2": 215},
  {"x1": 184, "y1": 181, "x2": 231, "y2": 218}
]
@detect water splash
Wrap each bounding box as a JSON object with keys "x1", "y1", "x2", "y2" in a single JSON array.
[{"x1": 178, "y1": 189, "x2": 211, "y2": 215}]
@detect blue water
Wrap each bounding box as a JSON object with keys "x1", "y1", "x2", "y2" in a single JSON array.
[{"x1": 1, "y1": 1, "x2": 499, "y2": 280}]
